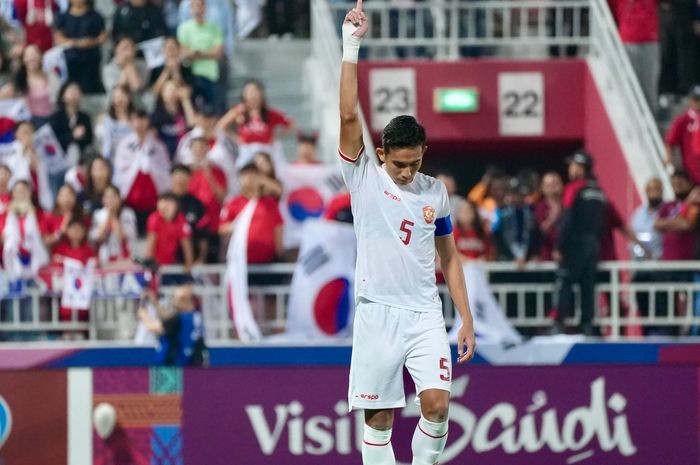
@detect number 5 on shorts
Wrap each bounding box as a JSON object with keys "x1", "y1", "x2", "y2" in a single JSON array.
[{"x1": 439, "y1": 357, "x2": 450, "y2": 381}]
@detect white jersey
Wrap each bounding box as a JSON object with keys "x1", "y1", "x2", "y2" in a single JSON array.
[{"x1": 340, "y1": 147, "x2": 452, "y2": 313}]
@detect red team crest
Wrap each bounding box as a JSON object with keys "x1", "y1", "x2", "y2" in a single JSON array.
[{"x1": 422, "y1": 206, "x2": 436, "y2": 224}]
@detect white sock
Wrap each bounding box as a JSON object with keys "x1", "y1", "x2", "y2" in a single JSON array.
[
  {"x1": 412, "y1": 416, "x2": 448, "y2": 465},
  {"x1": 362, "y1": 424, "x2": 395, "y2": 465}
]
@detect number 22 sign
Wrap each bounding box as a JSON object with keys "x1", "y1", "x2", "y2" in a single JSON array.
[
  {"x1": 498, "y1": 72, "x2": 545, "y2": 136},
  {"x1": 369, "y1": 68, "x2": 417, "y2": 132}
]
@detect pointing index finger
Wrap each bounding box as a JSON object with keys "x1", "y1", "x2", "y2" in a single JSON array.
[{"x1": 357, "y1": 0, "x2": 362, "y2": 13}]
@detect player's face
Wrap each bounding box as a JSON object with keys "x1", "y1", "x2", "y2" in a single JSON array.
[{"x1": 378, "y1": 146, "x2": 425, "y2": 186}]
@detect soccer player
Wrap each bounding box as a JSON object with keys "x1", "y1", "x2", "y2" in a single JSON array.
[{"x1": 339, "y1": 3, "x2": 476, "y2": 465}]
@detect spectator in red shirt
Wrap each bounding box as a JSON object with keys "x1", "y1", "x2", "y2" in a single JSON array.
[
  {"x1": 665, "y1": 86, "x2": 700, "y2": 184},
  {"x1": 609, "y1": 0, "x2": 659, "y2": 109},
  {"x1": 217, "y1": 79, "x2": 294, "y2": 166},
  {"x1": 294, "y1": 131, "x2": 322, "y2": 165},
  {"x1": 42, "y1": 183, "x2": 83, "y2": 252},
  {"x1": 113, "y1": 109, "x2": 171, "y2": 235},
  {"x1": 253, "y1": 151, "x2": 283, "y2": 199},
  {"x1": 654, "y1": 170, "x2": 698, "y2": 260},
  {"x1": 145, "y1": 193, "x2": 194, "y2": 271},
  {"x1": 0, "y1": 165, "x2": 11, "y2": 216},
  {"x1": 13, "y1": 0, "x2": 56, "y2": 52},
  {"x1": 52, "y1": 218, "x2": 95, "y2": 324},
  {"x1": 453, "y1": 199, "x2": 494, "y2": 261},
  {"x1": 188, "y1": 136, "x2": 227, "y2": 231},
  {"x1": 219, "y1": 163, "x2": 283, "y2": 264},
  {"x1": 534, "y1": 172, "x2": 563, "y2": 261}
]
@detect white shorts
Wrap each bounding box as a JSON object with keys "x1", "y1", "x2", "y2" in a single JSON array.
[{"x1": 348, "y1": 299, "x2": 452, "y2": 411}]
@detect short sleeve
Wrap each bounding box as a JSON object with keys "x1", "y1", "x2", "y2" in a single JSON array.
[
  {"x1": 176, "y1": 23, "x2": 188, "y2": 45},
  {"x1": 267, "y1": 198, "x2": 284, "y2": 226},
  {"x1": 665, "y1": 115, "x2": 685, "y2": 146},
  {"x1": 269, "y1": 109, "x2": 292, "y2": 128},
  {"x1": 146, "y1": 212, "x2": 159, "y2": 233},
  {"x1": 220, "y1": 198, "x2": 242, "y2": 224},
  {"x1": 338, "y1": 146, "x2": 369, "y2": 192},
  {"x1": 434, "y1": 182, "x2": 453, "y2": 237}
]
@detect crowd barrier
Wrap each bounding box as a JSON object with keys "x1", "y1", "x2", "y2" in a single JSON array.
[
  {"x1": 0, "y1": 342, "x2": 697, "y2": 465},
  {"x1": 1, "y1": 261, "x2": 700, "y2": 341}
]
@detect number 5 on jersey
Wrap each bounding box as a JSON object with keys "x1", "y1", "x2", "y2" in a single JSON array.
[{"x1": 399, "y1": 219, "x2": 415, "y2": 245}]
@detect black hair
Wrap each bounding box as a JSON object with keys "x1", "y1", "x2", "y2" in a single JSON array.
[
  {"x1": 457, "y1": 199, "x2": 487, "y2": 242},
  {"x1": 55, "y1": 183, "x2": 84, "y2": 223},
  {"x1": 86, "y1": 156, "x2": 113, "y2": 204},
  {"x1": 130, "y1": 108, "x2": 150, "y2": 120},
  {"x1": 57, "y1": 81, "x2": 82, "y2": 110},
  {"x1": 241, "y1": 79, "x2": 269, "y2": 124},
  {"x1": 108, "y1": 85, "x2": 135, "y2": 120},
  {"x1": 239, "y1": 162, "x2": 260, "y2": 176},
  {"x1": 171, "y1": 164, "x2": 192, "y2": 176},
  {"x1": 12, "y1": 63, "x2": 29, "y2": 95},
  {"x1": 253, "y1": 151, "x2": 277, "y2": 180},
  {"x1": 66, "y1": 217, "x2": 86, "y2": 229},
  {"x1": 382, "y1": 115, "x2": 426, "y2": 154},
  {"x1": 671, "y1": 169, "x2": 692, "y2": 182},
  {"x1": 158, "y1": 192, "x2": 179, "y2": 203}
]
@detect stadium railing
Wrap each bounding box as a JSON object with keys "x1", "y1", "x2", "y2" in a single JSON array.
[{"x1": 2, "y1": 261, "x2": 699, "y2": 341}]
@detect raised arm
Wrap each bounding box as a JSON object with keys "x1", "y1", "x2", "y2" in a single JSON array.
[{"x1": 339, "y1": 0, "x2": 368, "y2": 159}]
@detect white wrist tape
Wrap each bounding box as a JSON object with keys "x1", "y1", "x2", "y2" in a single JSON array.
[{"x1": 342, "y1": 22, "x2": 362, "y2": 64}]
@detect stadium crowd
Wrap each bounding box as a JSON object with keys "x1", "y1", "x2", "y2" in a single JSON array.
[{"x1": 0, "y1": 0, "x2": 698, "y2": 339}]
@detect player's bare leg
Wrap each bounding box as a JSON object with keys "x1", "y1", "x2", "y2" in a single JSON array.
[
  {"x1": 412, "y1": 389, "x2": 450, "y2": 465},
  {"x1": 363, "y1": 409, "x2": 396, "y2": 465}
]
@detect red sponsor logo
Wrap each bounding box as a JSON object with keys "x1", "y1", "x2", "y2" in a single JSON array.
[
  {"x1": 384, "y1": 190, "x2": 401, "y2": 202},
  {"x1": 357, "y1": 393, "x2": 380, "y2": 400}
]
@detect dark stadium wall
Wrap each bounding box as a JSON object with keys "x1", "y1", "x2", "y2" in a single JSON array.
[{"x1": 358, "y1": 59, "x2": 641, "y2": 259}]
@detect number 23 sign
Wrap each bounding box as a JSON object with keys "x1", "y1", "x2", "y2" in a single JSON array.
[
  {"x1": 498, "y1": 72, "x2": 545, "y2": 136},
  {"x1": 369, "y1": 68, "x2": 417, "y2": 132}
]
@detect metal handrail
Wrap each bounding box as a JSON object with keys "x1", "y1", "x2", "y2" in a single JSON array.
[{"x1": 3, "y1": 260, "x2": 700, "y2": 341}]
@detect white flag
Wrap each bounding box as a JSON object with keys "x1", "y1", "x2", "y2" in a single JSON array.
[
  {"x1": 137, "y1": 37, "x2": 165, "y2": 69},
  {"x1": 286, "y1": 220, "x2": 356, "y2": 339},
  {"x1": 61, "y1": 258, "x2": 96, "y2": 309},
  {"x1": 279, "y1": 164, "x2": 344, "y2": 249},
  {"x1": 42, "y1": 46, "x2": 68, "y2": 84},
  {"x1": 225, "y1": 198, "x2": 262, "y2": 341},
  {"x1": 0, "y1": 99, "x2": 31, "y2": 143},
  {"x1": 34, "y1": 124, "x2": 68, "y2": 174},
  {"x1": 449, "y1": 262, "x2": 522, "y2": 344}
]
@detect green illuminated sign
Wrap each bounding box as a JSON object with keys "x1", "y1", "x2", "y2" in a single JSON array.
[{"x1": 434, "y1": 88, "x2": 479, "y2": 113}]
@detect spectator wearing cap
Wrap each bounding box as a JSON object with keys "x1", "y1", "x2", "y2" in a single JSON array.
[
  {"x1": 665, "y1": 86, "x2": 700, "y2": 184},
  {"x1": 89, "y1": 184, "x2": 138, "y2": 265},
  {"x1": 551, "y1": 150, "x2": 607, "y2": 336},
  {"x1": 492, "y1": 177, "x2": 540, "y2": 267},
  {"x1": 170, "y1": 164, "x2": 208, "y2": 262},
  {"x1": 52, "y1": 0, "x2": 107, "y2": 94},
  {"x1": 294, "y1": 131, "x2": 322, "y2": 165},
  {"x1": 217, "y1": 79, "x2": 294, "y2": 167},
  {"x1": 177, "y1": 0, "x2": 224, "y2": 110},
  {"x1": 219, "y1": 163, "x2": 284, "y2": 264},
  {"x1": 111, "y1": 0, "x2": 167, "y2": 44},
  {"x1": 608, "y1": 0, "x2": 659, "y2": 110},
  {"x1": 113, "y1": 109, "x2": 171, "y2": 235},
  {"x1": 188, "y1": 135, "x2": 226, "y2": 260},
  {"x1": 534, "y1": 172, "x2": 563, "y2": 261}
]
